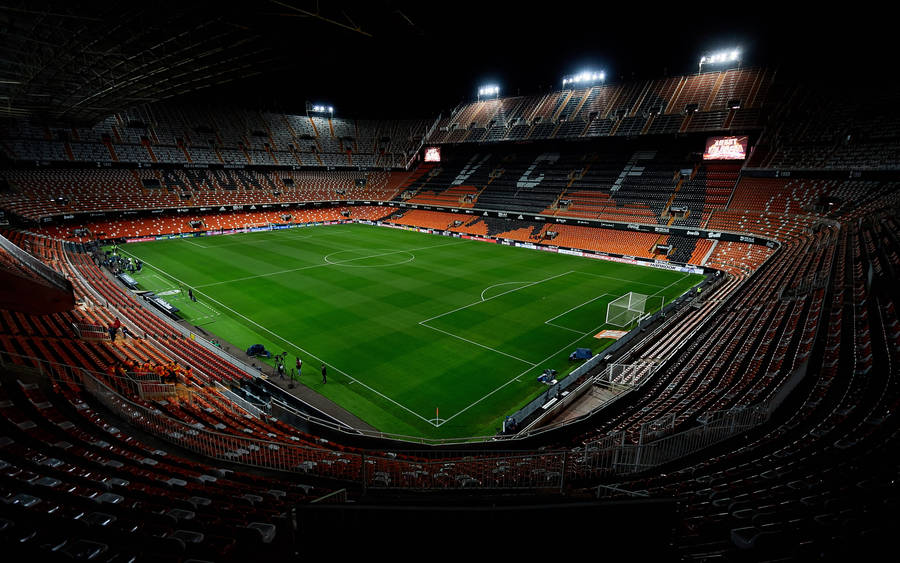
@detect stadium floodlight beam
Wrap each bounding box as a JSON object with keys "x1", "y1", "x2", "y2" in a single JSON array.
[
  {"x1": 307, "y1": 103, "x2": 335, "y2": 116},
  {"x1": 477, "y1": 85, "x2": 500, "y2": 100},
  {"x1": 561, "y1": 70, "x2": 605, "y2": 88},
  {"x1": 699, "y1": 49, "x2": 742, "y2": 72}
]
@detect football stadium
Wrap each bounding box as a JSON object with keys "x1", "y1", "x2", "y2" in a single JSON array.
[{"x1": 0, "y1": 2, "x2": 897, "y2": 559}]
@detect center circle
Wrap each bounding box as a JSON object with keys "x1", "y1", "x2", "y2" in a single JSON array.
[{"x1": 323, "y1": 249, "x2": 415, "y2": 268}]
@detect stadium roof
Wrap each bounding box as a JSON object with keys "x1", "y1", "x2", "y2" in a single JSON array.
[{"x1": 0, "y1": 2, "x2": 886, "y2": 123}]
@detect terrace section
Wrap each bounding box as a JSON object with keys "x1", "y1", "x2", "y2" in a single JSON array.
[
  {"x1": 758, "y1": 83, "x2": 900, "y2": 170},
  {"x1": 428, "y1": 68, "x2": 771, "y2": 145},
  {"x1": 0, "y1": 233, "x2": 74, "y2": 314},
  {"x1": 397, "y1": 137, "x2": 734, "y2": 226},
  {"x1": 0, "y1": 168, "x2": 407, "y2": 222},
  {"x1": 0, "y1": 104, "x2": 430, "y2": 170}
]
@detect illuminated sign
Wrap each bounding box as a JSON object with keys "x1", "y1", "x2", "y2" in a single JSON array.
[
  {"x1": 424, "y1": 147, "x2": 441, "y2": 162},
  {"x1": 704, "y1": 136, "x2": 748, "y2": 160}
]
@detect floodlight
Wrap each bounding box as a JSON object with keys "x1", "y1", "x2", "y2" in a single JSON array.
[
  {"x1": 477, "y1": 85, "x2": 500, "y2": 99},
  {"x1": 699, "y1": 49, "x2": 741, "y2": 71},
  {"x1": 562, "y1": 70, "x2": 605, "y2": 88},
  {"x1": 308, "y1": 103, "x2": 335, "y2": 116}
]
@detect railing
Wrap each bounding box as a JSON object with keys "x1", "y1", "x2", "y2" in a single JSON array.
[
  {"x1": 72, "y1": 321, "x2": 110, "y2": 341},
  {"x1": 60, "y1": 245, "x2": 260, "y2": 388},
  {"x1": 512, "y1": 359, "x2": 631, "y2": 434},
  {"x1": 1, "y1": 217, "x2": 826, "y2": 486},
  {"x1": 0, "y1": 347, "x2": 795, "y2": 489},
  {"x1": 0, "y1": 233, "x2": 72, "y2": 291},
  {"x1": 216, "y1": 380, "x2": 265, "y2": 419}
]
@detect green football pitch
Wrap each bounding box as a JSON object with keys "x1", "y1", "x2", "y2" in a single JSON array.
[{"x1": 119, "y1": 223, "x2": 704, "y2": 440}]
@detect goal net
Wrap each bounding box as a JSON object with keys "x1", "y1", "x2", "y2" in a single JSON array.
[{"x1": 606, "y1": 292, "x2": 649, "y2": 327}]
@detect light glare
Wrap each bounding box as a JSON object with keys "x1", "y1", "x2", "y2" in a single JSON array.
[
  {"x1": 562, "y1": 70, "x2": 605, "y2": 87},
  {"x1": 478, "y1": 85, "x2": 500, "y2": 97},
  {"x1": 700, "y1": 49, "x2": 741, "y2": 66}
]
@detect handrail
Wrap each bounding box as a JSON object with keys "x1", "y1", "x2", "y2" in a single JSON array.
[{"x1": 0, "y1": 233, "x2": 72, "y2": 290}]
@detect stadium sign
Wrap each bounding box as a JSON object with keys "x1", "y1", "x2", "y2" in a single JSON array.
[{"x1": 703, "y1": 136, "x2": 748, "y2": 160}]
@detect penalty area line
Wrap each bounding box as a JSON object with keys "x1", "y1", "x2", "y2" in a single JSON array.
[
  {"x1": 418, "y1": 322, "x2": 537, "y2": 367},
  {"x1": 420, "y1": 270, "x2": 575, "y2": 325},
  {"x1": 438, "y1": 318, "x2": 611, "y2": 428},
  {"x1": 480, "y1": 281, "x2": 532, "y2": 302}
]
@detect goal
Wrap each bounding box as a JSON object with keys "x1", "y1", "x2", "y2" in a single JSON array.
[{"x1": 606, "y1": 292, "x2": 649, "y2": 327}]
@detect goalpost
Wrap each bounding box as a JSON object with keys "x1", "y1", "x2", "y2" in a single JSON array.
[{"x1": 605, "y1": 292, "x2": 663, "y2": 328}]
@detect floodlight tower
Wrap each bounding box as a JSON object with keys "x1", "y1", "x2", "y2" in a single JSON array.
[
  {"x1": 477, "y1": 85, "x2": 500, "y2": 101},
  {"x1": 698, "y1": 49, "x2": 742, "y2": 73},
  {"x1": 561, "y1": 70, "x2": 605, "y2": 89},
  {"x1": 306, "y1": 102, "x2": 335, "y2": 117}
]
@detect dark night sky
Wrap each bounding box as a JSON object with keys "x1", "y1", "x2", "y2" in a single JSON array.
[{"x1": 192, "y1": 2, "x2": 888, "y2": 119}]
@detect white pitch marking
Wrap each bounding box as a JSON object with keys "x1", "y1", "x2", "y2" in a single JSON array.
[
  {"x1": 574, "y1": 270, "x2": 668, "y2": 288},
  {"x1": 480, "y1": 281, "x2": 532, "y2": 302},
  {"x1": 419, "y1": 270, "x2": 575, "y2": 325},
  {"x1": 146, "y1": 273, "x2": 176, "y2": 291},
  {"x1": 651, "y1": 272, "x2": 693, "y2": 297},
  {"x1": 438, "y1": 275, "x2": 699, "y2": 427},
  {"x1": 206, "y1": 232, "x2": 316, "y2": 247},
  {"x1": 117, "y1": 249, "x2": 438, "y2": 427},
  {"x1": 323, "y1": 249, "x2": 416, "y2": 268},
  {"x1": 182, "y1": 238, "x2": 208, "y2": 249},
  {"x1": 193, "y1": 240, "x2": 464, "y2": 288},
  {"x1": 419, "y1": 322, "x2": 537, "y2": 366},
  {"x1": 438, "y1": 318, "x2": 611, "y2": 427},
  {"x1": 544, "y1": 322, "x2": 587, "y2": 334},
  {"x1": 544, "y1": 293, "x2": 611, "y2": 324}
]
